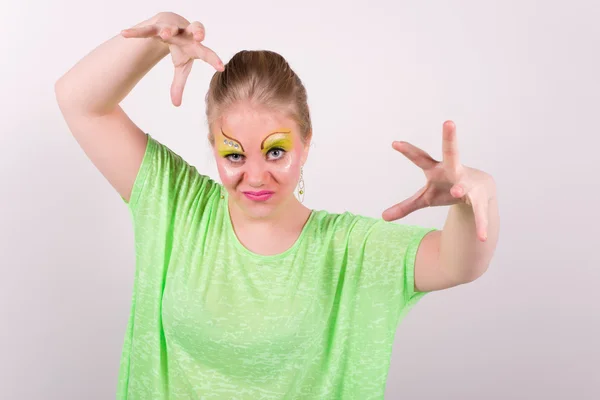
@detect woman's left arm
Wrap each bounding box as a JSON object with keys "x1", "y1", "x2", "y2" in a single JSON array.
[
  {"x1": 382, "y1": 121, "x2": 500, "y2": 292},
  {"x1": 438, "y1": 182, "x2": 499, "y2": 284}
]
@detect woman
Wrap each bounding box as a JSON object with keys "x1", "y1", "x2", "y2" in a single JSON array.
[{"x1": 55, "y1": 11, "x2": 499, "y2": 400}]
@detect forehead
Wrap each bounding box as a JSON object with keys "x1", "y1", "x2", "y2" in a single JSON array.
[{"x1": 216, "y1": 103, "x2": 299, "y2": 141}]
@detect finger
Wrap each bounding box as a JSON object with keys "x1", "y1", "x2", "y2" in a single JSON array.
[
  {"x1": 158, "y1": 25, "x2": 180, "y2": 40},
  {"x1": 442, "y1": 120, "x2": 460, "y2": 171},
  {"x1": 171, "y1": 61, "x2": 194, "y2": 107},
  {"x1": 392, "y1": 141, "x2": 438, "y2": 170},
  {"x1": 450, "y1": 180, "x2": 475, "y2": 199},
  {"x1": 196, "y1": 43, "x2": 225, "y2": 71},
  {"x1": 121, "y1": 25, "x2": 158, "y2": 38},
  {"x1": 471, "y1": 193, "x2": 489, "y2": 242},
  {"x1": 184, "y1": 22, "x2": 223, "y2": 71},
  {"x1": 186, "y1": 21, "x2": 206, "y2": 42},
  {"x1": 382, "y1": 186, "x2": 427, "y2": 221}
]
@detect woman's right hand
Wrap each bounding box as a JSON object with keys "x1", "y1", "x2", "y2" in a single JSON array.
[{"x1": 121, "y1": 12, "x2": 224, "y2": 107}]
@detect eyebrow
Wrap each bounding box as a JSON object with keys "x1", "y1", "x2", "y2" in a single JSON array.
[
  {"x1": 261, "y1": 131, "x2": 291, "y2": 150},
  {"x1": 221, "y1": 129, "x2": 245, "y2": 152},
  {"x1": 220, "y1": 129, "x2": 291, "y2": 151}
]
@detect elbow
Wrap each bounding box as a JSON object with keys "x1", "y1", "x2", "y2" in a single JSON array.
[
  {"x1": 54, "y1": 78, "x2": 68, "y2": 104},
  {"x1": 459, "y1": 263, "x2": 490, "y2": 284},
  {"x1": 441, "y1": 259, "x2": 490, "y2": 285}
]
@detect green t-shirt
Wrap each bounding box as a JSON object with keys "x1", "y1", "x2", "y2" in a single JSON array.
[{"x1": 118, "y1": 133, "x2": 436, "y2": 399}]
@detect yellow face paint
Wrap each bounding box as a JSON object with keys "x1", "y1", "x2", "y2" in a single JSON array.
[
  {"x1": 261, "y1": 131, "x2": 293, "y2": 155},
  {"x1": 216, "y1": 129, "x2": 245, "y2": 158},
  {"x1": 216, "y1": 129, "x2": 294, "y2": 159}
]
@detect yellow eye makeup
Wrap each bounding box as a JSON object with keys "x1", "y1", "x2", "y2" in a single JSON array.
[
  {"x1": 216, "y1": 129, "x2": 294, "y2": 159},
  {"x1": 217, "y1": 129, "x2": 244, "y2": 157},
  {"x1": 261, "y1": 131, "x2": 293, "y2": 155}
]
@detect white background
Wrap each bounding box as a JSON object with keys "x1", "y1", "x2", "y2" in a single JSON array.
[{"x1": 1, "y1": 0, "x2": 598, "y2": 398}]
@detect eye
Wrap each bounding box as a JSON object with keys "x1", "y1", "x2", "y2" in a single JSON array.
[
  {"x1": 267, "y1": 148, "x2": 286, "y2": 160},
  {"x1": 225, "y1": 153, "x2": 245, "y2": 163}
]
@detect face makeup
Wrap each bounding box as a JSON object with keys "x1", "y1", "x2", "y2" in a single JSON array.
[
  {"x1": 243, "y1": 191, "x2": 274, "y2": 202},
  {"x1": 212, "y1": 105, "x2": 308, "y2": 219},
  {"x1": 260, "y1": 131, "x2": 293, "y2": 155},
  {"x1": 216, "y1": 128, "x2": 296, "y2": 185}
]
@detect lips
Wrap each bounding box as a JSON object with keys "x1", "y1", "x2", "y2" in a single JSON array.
[
  {"x1": 244, "y1": 191, "x2": 274, "y2": 196},
  {"x1": 243, "y1": 191, "x2": 274, "y2": 202}
]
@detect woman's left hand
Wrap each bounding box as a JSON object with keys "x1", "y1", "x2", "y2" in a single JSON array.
[{"x1": 382, "y1": 120, "x2": 496, "y2": 242}]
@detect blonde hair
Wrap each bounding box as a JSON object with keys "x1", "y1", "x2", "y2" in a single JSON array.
[{"x1": 205, "y1": 50, "x2": 312, "y2": 146}]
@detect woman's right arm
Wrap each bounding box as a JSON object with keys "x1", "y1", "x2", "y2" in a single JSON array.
[{"x1": 54, "y1": 12, "x2": 221, "y2": 203}]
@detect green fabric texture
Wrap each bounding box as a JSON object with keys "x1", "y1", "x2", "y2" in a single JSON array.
[{"x1": 117, "y1": 133, "x2": 436, "y2": 399}]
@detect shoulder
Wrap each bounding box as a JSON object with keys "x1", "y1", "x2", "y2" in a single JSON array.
[
  {"x1": 128, "y1": 133, "x2": 220, "y2": 212},
  {"x1": 308, "y1": 209, "x2": 433, "y2": 245},
  {"x1": 308, "y1": 209, "x2": 377, "y2": 233}
]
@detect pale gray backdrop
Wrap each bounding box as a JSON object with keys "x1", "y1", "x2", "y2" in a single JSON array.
[{"x1": 1, "y1": 0, "x2": 598, "y2": 399}]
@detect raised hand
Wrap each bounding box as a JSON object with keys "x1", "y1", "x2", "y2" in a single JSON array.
[
  {"x1": 121, "y1": 12, "x2": 224, "y2": 106},
  {"x1": 382, "y1": 121, "x2": 496, "y2": 242}
]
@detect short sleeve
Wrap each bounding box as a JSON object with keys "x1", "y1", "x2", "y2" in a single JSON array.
[
  {"x1": 120, "y1": 133, "x2": 156, "y2": 209},
  {"x1": 349, "y1": 218, "x2": 437, "y2": 324},
  {"x1": 121, "y1": 133, "x2": 218, "y2": 221}
]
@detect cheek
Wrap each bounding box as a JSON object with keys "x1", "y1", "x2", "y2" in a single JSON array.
[
  {"x1": 216, "y1": 161, "x2": 242, "y2": 185},
  {"x1": 272, "y1": 150, "x2": 302, "y2": 179}
]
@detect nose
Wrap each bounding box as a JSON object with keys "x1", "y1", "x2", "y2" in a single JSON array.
[{"x1": 244, "y1": 159, "x2": 269, "y2": 188}]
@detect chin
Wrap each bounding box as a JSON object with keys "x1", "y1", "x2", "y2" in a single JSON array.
[
  {"x1": 238, "y1": 202, "x2": 278, "y2": 220},
  {"x1": 233, "y1": 191, "x2": 294, "y2": 218}
]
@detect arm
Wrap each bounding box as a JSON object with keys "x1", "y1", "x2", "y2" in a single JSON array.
[
  {"x1": 414, "y1": 187, "x2": 499, "y2": 292},
  {"x1": 381, "y1": 121, "x2": 500, "y2": 292},
  {"x1": 55, "y1": 13, "x2": 170, "y2": 115},
  {"x1": 440, "y1": 191, "x2": 499, "y2": 283},
  {"x1": 55, "y1": 12, "x2": 221, "y2": 203},
  {"x1": 54, "y1": 13, "x2": 170, "y2": 202}
]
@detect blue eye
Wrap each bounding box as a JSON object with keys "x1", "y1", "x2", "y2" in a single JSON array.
[
  {"x1": 225, "y1": 153, "x2": 244, "y2": 163},
  {"x1": 225, "y1": 149, "x2": 286, "y2": 164},
  {"x1": 267, "y1": 148, "x2": 286, "y2": 160}
]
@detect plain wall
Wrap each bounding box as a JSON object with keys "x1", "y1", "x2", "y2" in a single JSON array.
[{"x1": 1, "y1": 0, "x2": 598, "y2": 398}]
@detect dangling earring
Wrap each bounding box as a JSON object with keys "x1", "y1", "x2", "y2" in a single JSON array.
[
  {"x1": 220, "y1": 185, "x2": 225, "y2": 200},
  {"x1": 297, "y1": 166, "x2": 305, "y2": 203}
]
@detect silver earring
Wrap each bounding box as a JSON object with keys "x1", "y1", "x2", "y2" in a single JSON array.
[{"x1": 297, "y1": 166, "x2": 305, "y2": 203}]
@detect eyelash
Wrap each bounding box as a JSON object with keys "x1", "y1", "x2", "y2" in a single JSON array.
[{"x1": 225, "y1": 148, "x2": 287, "y2": 164}]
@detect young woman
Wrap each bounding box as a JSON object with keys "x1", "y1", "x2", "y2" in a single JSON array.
[{"x1": 55, "y1": 11, "x2": 499, "y2": 400}]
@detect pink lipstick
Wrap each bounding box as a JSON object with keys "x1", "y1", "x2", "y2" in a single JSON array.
[{"x1": 243, "y1": 191, "x2": 274, "y2": 202}]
